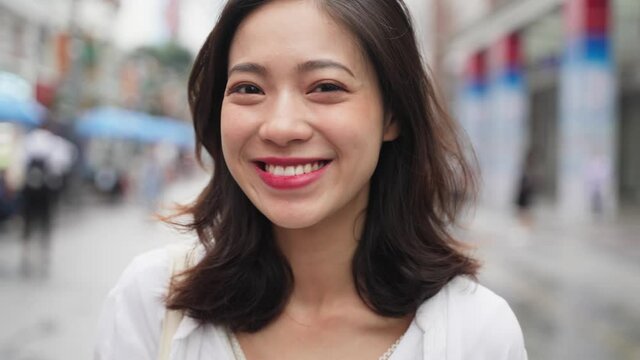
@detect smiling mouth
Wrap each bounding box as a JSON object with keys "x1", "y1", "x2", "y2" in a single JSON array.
[{"x1": 255, "y1": 160, "x2": 331, "y2": 176}]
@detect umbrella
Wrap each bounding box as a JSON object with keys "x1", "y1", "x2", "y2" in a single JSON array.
[
  {"x1": 76, "y1": 107, "x2": 194, "y2": 149},
  {"x1": 0, "y1": 95, "x2": 46, "y2": 126},
  {"x1": 151, "y1": 116, "x2": 195, "y2": 149},
  {"x1": 76, "y1": 107, "x2": 149, "y2": 140}
]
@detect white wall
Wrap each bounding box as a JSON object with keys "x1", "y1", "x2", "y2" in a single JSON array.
[
  {"x1": 404, "y1": 0, "x2": 437, "y2": 64},
  {"x1": 447, "y1": 0, "x2": 492, "y2": 33}
]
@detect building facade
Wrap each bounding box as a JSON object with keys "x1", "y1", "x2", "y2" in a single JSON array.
[
  {"x1": 432, "y1": 0, "x2": 640, "y2": 220},
  {"x1": 0, "y1": 0, "x2": 121, "y2": 112}
]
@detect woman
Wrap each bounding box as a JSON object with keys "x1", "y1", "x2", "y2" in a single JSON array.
[{"x1": 95, "y1": 0, "x2": 527, "y2": 359}]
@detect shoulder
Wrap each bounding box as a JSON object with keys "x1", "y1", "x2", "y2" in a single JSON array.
[
  {"x1": 444, "y1": 277, "x2": 523, "y2": 336},
  {"x1": 443, "y1": 276, "x2": 514, "y2": 316},
  {"x1": 95, "y1": 247, "x2": 173, "y2": 360},
  {"x1": 114, "y1": 247, "x2": 173, "y2": 294},
  {"x1": 109, "y1": 242, "x2": 200, "y2": 299},
  {"x1": 415, "y1": 276, "x2": 527, "y2": 360}
]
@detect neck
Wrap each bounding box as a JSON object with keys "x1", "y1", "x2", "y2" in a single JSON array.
[{"x1": 274, "y1": 193, "x2": 368, "y2": 313}]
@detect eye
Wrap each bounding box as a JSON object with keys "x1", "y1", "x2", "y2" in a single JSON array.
[
  {"x1": 311, "y1": 83, "x2": 344, "y2": 93},
  {"x1": 230, "y1": 84, "x2": 263, "y2": 95}
]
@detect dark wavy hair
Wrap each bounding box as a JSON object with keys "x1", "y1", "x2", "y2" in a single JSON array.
[{"x1": 167, "y1": 0, "x2": 479, "y2": 333}]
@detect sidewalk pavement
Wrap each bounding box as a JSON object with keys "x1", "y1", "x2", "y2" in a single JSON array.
[
  {"x1": 463, "y1": 205, "x2": 640, "y2": 360},
  {"x1": 0, "y1": 173, "x2": 207, "y2": 360}
]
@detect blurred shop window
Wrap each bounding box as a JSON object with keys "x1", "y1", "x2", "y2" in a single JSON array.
[
  {"x1": 12, "y1": 22, "x2": 25, "y2": 58},
  {"x1": 0, "y1": 13, "x2": 9, "y2": 60},
  {"x1": 81, "y1": 36, "x2": 98, "y2": 69}
]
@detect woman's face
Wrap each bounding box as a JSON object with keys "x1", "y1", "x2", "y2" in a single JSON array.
[{"x1": 221, "y1": 0, "x2": 398, "y2": 230}]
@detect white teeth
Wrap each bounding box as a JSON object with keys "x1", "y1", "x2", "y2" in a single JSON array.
[{"x1": 264, "y1": 161, "x2": 327, "y2": 176}]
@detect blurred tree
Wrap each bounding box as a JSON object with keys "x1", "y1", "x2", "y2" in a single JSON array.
[
  {"x1": 124, "y1": 42, "x2": 194, "y2": 118},
  {"x1": 134, "y1": 42, "x2": 193, "y2": 75}
]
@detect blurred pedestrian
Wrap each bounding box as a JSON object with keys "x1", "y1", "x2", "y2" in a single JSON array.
[
  {"x1": 20, "y1": 156, "x2": 54, "y2": 277},
  {"x1": 0, "y1": 123, "x2": 21, "y2": 229},
  {"x1": 586, "y1": 153, "x2": 610, "y2": 217},
  {"x1": 515, "y1": 148, "x2": 537, "y2": 227},
  {"x1": 140, "y1": 145, "x2": 165, "y2": 211},
  {"x1": 94, "y1": 165, "x2": 125, "y2": 203},
  {"x1": 0, "y1": 169, "x2": 15, "y2": 227},
  {"x1": 20, "y1": 125, "x2": 75, "y2": 277},
  {"x1": 96, "y1": 1, "x2": 527, "y2": 359}
]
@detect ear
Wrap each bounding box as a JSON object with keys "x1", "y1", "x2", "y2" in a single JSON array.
[{"x1": 382, "y1": 113, "x2": 399, "y2": 142}]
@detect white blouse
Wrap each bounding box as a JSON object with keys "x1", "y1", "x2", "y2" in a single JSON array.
[{"x1": 94, "y1": 247, "x2": 527, "y2": 360}]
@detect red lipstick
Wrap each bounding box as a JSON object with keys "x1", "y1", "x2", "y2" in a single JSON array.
[{"x1": 253, "y1": 157, "x2": 331, "y2": 190}]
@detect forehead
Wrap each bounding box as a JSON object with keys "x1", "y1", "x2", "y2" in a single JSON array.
[{"x1": 228, "y1": 0, "x2": 368, "y2": 72}]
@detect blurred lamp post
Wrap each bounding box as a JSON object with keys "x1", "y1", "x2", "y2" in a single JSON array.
[{"x1": 57, "y1": 0, "x2": 83, "y2": 124}]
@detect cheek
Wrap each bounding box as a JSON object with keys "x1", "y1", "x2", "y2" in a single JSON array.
[
  {"x1": 219, "y1": 118, "x2": 234, "y2": 166},
  {"x1": 321, "y1": 104, "x2": 385, "y2": 155},
  {"x1": 220, "y1": 105, "x2": 254, "y2": 159},
  {"x1": 319, "y1": 115, "x2": 384, "y2": 186},
  {"x1": 220, "y1": 114, "x2": 250, "y2": 184},
  {"x1": 220, "y1": 106, "x2": 258, "y2": 187}
]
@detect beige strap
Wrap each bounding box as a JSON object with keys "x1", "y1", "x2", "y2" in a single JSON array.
[{"x1": 158, "y1": 243, "x2": 192, "y2": 360}]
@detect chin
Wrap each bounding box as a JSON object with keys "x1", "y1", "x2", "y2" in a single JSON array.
[{"x1": 262, "y1": 209, "x2": 325, "y2": 230}]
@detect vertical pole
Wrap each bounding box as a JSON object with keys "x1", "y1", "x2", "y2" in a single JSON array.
[
  {"x1": 488, "y1": 32, "x2": 528, "y2": 210},
  {"x1": 59, "y1": 0, "x2": 83, "y2": 123}
]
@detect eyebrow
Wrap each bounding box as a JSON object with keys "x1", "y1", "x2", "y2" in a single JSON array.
[
  {"x1": 297, "y1": 59, "x2": 355, "y2": 78},
  {"x1": 228, "y1": 63, "x2": 267, "y2": 77},
  {"x1": 227, "y1": 59, "x2": 355, "y2": 78}
]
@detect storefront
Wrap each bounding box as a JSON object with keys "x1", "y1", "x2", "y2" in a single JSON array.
[{"x1": 440, "y1": 0, "x2": 640, "y2": 218}]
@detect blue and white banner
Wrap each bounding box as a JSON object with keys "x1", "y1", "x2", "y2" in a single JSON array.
[{"x1": 559, "y1": 0, "x2": 617, "y2": 219}]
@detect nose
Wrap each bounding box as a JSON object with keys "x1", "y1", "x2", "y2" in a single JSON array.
[{"x1": 258, "y1": 92, "x2": 313, "y2": 147}]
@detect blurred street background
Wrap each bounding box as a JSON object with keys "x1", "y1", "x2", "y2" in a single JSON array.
[{"x1": 0, "y1": 0, "x2": 638, "y2": 359}]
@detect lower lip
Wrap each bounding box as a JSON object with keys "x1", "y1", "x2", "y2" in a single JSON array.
[{"x1": 256, "y1": 163, "x2": 330, "y2": 189}]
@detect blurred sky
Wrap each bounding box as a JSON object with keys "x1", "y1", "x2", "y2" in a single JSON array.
[
  {"x1": 112, "y1": 0, "x2": 434, "y2": 61},
  {"x1": 113, "y1": 0, "x2": 225, "y2": 54}
]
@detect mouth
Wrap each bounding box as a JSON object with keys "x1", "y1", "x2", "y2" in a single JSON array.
[{"x1": 254, "y1": 159, "x2": 332, "y2": 177}]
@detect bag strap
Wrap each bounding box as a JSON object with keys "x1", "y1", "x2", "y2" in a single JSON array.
[{"x1": 158, "y1": 243, "x2": 193, "y2": 360}]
